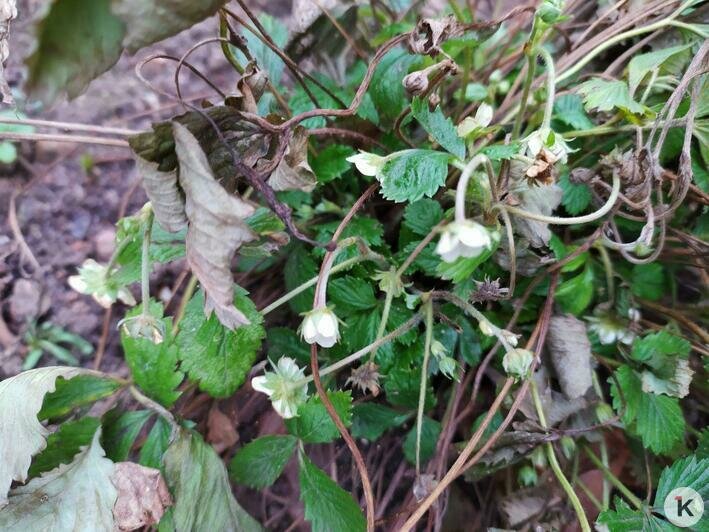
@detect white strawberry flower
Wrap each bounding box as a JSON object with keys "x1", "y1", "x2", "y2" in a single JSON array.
[
  {"x1": 68, "y1": 259, "x2": 136, "y2": 308},
  {"x1": 456, "y1": 103, "x2": 493, "y2": 138},
  {"x1": 435, "y1": 219, "x2": 492, "y2": 263},
  {"x1": 301, "y1": 306, "x2": 340, "y2": 348},
  {"x1": 346, "y1": 151, "x2": 386, "y2": 177},
  {"x1": 251, "y1": 357, "x2": 309, "y2": 419},
  {"x1": 503, "y1": 348, "x2": 534, "y2": 379},
  {"x1": 523, "y1": 127, "x2": 571, "y2": 164}
]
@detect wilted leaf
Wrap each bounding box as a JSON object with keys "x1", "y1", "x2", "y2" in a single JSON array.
[
  {"x1": 112, "y1": 462, "x2": 171, "y2": 531},
  {"x1": 501, "y1": 495, "x2": 545, "y2": 527},
  {"x1": 628, "y1": 43, "x2": 693, "y2": 95},
  {"x1": 134, "y1": 156, "x2": 187, "y2": 233},
  {"x1": 111, "y1": 0, "x2": 225, "y2": 53},
  {"x1": 172, "y1": 122, "x2": 257, "y2": 329},
  {"x1": 267, "y1": 126, "x2": 317, "y2": 192},
  {"x1": 28, "y1": 417, "x2": 101, "y2": 478},
  {"x1": 163, "y1": 429, "x2": 262, "y2": 531},
  {"x1": 0, "y1": 0, "x2": 16, "y2": 105},
  {"x1": 24, "y1": 0, "x2": 124, "y2": 105},
  {"x1": 0, "y1": 430, "x2": 116, "y2": 530},
  {"x1": 512, "y1": 184, "x2": 562, "y2": 248},
  {"x1": 547, "y1": 315, "x2": 593, "y2": 399},
  {"x1": 0, "y1": 366, "x2": 91, "y2": 506}
]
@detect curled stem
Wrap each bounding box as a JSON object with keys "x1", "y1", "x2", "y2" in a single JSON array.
[{"x1": 455, "y1": 154, "x2": 490, "y2": 222}]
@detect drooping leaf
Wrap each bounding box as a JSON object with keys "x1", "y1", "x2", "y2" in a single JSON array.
[
  {"x1": 0, "y1": 430, "x2": 117, "y2": 530},
  {"x1": 286, "y1": 391, "x2": 353, "y2": 444},
  {"x1": 0, "y1": 367, "x2": 110, "y2": 505},
  {"x1": 111, "y1": 0, "x2": 225, "y2": 52},
  {"x1": 24, "y1": 0, "x2": 124, "y2": 105},
  {"x1": 138, "y1": 417, "x2": 172, "y2": 470},
  {"x1": 163, "y1": 429, "x2": 262, "y2": 532},
  {"x1": 134, "y1": 156, "x2": 187, "y2": 233},
  {"x1": 411, "y1": 97, "x2": 466, "y2": 159},
  {"x1": 267, "y1": 126, "x2": 316, "y2": 192},
  {"x1": 176, "y1": 288, "x2": 265, "y2": 398},
  {"x1": 172, "y1": 121, "x2": 257, "y2": 329},
  {"x1": 628, "y1": 43, "x2": 693, "y2": 95},
  {"x1": 577, "y1": 78, "x2": 648, "y2": 116},
  {"x1": 120, "y1": 300, "x2": 184, "y2": 407},
  {"x1": 553, "y1": 94, "x2": 594, "y2": 130},
  {"x1": 27, "y1": 417, "x2": 101, "y2": 478},
  {"x1": 229, "y1": 435, "x2": 297, "y2": 489},
  {"x1": 299, "y1": 454, "x2": 366, "y2": 532},
  {"x1": 101, "y1": 409, "x2": 153, "y2": 462},
  {"x1": 378, "y1": 149, "x2": 449, "y2": 203}
]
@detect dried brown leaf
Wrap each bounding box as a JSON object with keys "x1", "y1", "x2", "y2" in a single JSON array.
[
  {"x1": 206, "y1": 405, "x2": 238, "y2": 454},
  {"x1": 112, "y1": 462, "x2": 171, "y2": 531},
  {"x1": 134, "y1": 156, "x2": 187, "y2": 233},
  {"x1": 172, "y1": 122, "x2": 257, "y2": 329},
  {"x1": 547, "y1": 315, "x2": 593, "y2": 399},
  {"x1": 267, "y1": 126, "x2": 316, "y2": 192},
  {"x1": 408, "y1": 15, "x2": 459, "y2": 56},
  {"x1": 0, "y1": 0, "x2": 15, "y2": 104}
]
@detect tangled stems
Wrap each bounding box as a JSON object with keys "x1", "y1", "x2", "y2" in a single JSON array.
[{"x1": 530, "y1": 378, "x2": 591, "y2": 532}]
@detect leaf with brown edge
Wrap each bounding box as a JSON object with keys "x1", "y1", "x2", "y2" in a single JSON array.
[
  {"x1": 112, "y1": 462, "x2": 171, "y2": 531},
  {"x1": 134, "y1": 155, "x2": 187, "y2": 233},
  {"x1": 267, "y1": 126, "x2": 317, "y2": 192},
  {"x1": 172, "y1": 122, "x2": 257, "y2": 329}
]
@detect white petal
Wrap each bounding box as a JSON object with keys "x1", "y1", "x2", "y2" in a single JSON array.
[
  {"x1": 457, "y1": 222, "x2": 489, "y2": 248},
  {"x1": 435, "y1": 231, "x2": 457, "y2": 256},
  {"x1": 302, "y1": 316, "x2": 318, "y2": 343},
  {"x1": 316, "y1": 333, "x2": 336, "y2": 348},
  {"x1": 317, "y1": 313, "x2": 337, "y2": 338},
  {"x1": 475, "y1": 103, "x2": 493, "y2": 127},
  {"x1": 67, "y1": 275, "x2": 88, "y2": 294},
  {"x1": 251, "y1": 376, "x2": 272, "y2": 396},
  {"x1": 346, "y1": 152, "x2": 383, "y2": 176}
]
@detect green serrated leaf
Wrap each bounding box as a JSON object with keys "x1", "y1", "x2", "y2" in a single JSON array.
[
  {"x1": 403, "y1": 416, "x2": 441, "y2": 465},
  {"x1": 631, "y1": 330, "x2": 691, "y2": 364},
  {"x1": 577, "y1": 78, "x2": 649, "y2": 116},
  {"x1": 101, "y1": 409, "x2": 152, "y2": 462},
  {"x1": 480, "y1": 142, "x2": 521, "y2": 161},
  {"x1": 39, "y1": 374, "x2": 122, "y2": 421},
  {"x1": 28, "y1": 417, "x2": 101, "y2": 478},
  {"x1": 139, "y1": 417, "x2": 172, "y2": 470},
  {"x1": 310, "y1": 144, "x2": 356, "y2": 183},
  {"x1": 411, "y1": 97, "x2": 465, "y2": 159},
  {"x1": 329, "y1": 276, "x2": 378, "y2": 314},
  {"x1": 631, "y1": 263, "x2": 666, "y2": 301},
  {"x1": 378, "y1": 150, "x2": 449, "y2": 203},
  {"x1": 403, "y1": 198, "x2": 444, "y2": 236},
  {"x1": 229, "y1": 435, "x2": 297, "y2": 489},
  {"x1": 436, "y1": 244, "x2": 496, "y2": 283},
  {"x1": 628, "y1": 43, "x2": 693, "y2": 95},
  {"x1": 369, "y1": 48, "x2": 421, "y2": 123},
  {"x1": 597, "y1": 498, "x2": 672, "y2": 531},
  {"x1": 555, "y1": 265, "x2": 595, "y2": 315},
  {"x1": 384, "y1": 366, "x2": 435, "y2": 410},
  {"x1": 299, "y1": 454, "x2": 366, "y2": 532},
  {"x1": 121, "y1": 301, "x2": 183, "y2": 407},
  {"x1": 286, "y1": 391, "x2": 353, "y2": 443},
  {"x1": 553, "y1": 94, "x2": 594, "y2": 130},
  {"x1": 267, "y1": 327, "x2": 311, "y2": 366},
  {"x1": 655, "y1": 454, "x2": 709, "y2": 510},
  {"x1": 351, "y1": 403, "x2": 409, "y2": 441},
  {"x1": 559, "y1": 171, "x2": 591, "y2": 215},
  {"x1": 176, "y1": 288, "x2": 265, "y2": 398}
]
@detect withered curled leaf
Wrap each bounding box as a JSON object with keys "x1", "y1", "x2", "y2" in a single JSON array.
[
  {"x1": 267, "y1": 126, "x2": 316, "y2": 192},
  {"x1": 547, "y1": 314, "x2": 593, "y2": 399},
  {"x1": 134, "y1": 156, "x2": 187, "y2": 232},
  {"x1": 408, "y1": 15, "x2": 459, "y2": 56},
  {"x1": 0, "y1": 0, "x2": 16, "y2": 104},
  {"x1": 512, "y1": 184, "x2": 562, "y2": 248},
  {"x1": 172, "y1": 122, "x2": 257, "y2": 329}
]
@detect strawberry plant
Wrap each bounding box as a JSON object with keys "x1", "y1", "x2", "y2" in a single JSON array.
[{"x1": 0, "y1": 0, "x2": 707, "y2": 530}]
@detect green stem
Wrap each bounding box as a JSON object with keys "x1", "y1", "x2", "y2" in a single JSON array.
[
  {"x1": 562, "y1": 118, "x2": 695, "y2": 138},
  {"x1": 512, "y1": 53, "x2": 537, "y2": 139},
  {"x1": 415, "y1": 299, "x2": 434, "y2": 476},
  {"x1": 219, "y1": 13, "x2": 244, "y2": 74},
  {"x1": 595, "y1": 242, "x2": 616, "y2": 306},
  {"x1": 140, "y1": 212, "x2": 154, "y2": 315},
  {"x1": 129, "y1": 385, "x2": 179, "y2": 437},
  {"x1": 583, "y1": 445, "x2": 644, "y2": 510},
  {"x1": 531, "y1": 379, "x2": 591, "y2": 532},
  {"x1": 538, "y1": 47, "x2": 556, "y2": 131},
  {"x1": 173, "y1": 274, "x2": 198, "y2": 332},
  {"x1": 592, "y1": 371, "x2": 611, "y2": 510},
  {"x1": 369, "y1": 287, "x2": 395, "y2": 363}
]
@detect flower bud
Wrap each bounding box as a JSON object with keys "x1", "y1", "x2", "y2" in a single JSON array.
[
  {"x1": 503, "y1": 348, "x2": 534, "y2": 379},
  {"x1": 595, "y1": 402, "x2": 615, "y2": 424},
  {"x1": 435, "y1": 219, "x2": 492, "y2": 263},
  {"x1": 119, "y1": 314, "x2": 165, "y2": 344},
  {"x1": 373, "y1": 269, "x2": 407, "y2": 298},
  {"x1": 402, "y1": 70, "x2": 429, "y2": 96},
  {"x1": 479, "y1": 319, "x2": 495, "y2": 337},
  {"x1": 560, "y1": 436, "x2": 576, "y2": 459},
  {"x1": 301, "y1": 306, "x2": 340, "y2": 348},
  {"x1": 346, "y1": 151, "x2": 386, "y2": 177}
]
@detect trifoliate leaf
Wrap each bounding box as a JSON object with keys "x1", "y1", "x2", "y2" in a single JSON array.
[
  {"x1": 403, "y1": 416, "x2": 442, "y2": 465},
  {"x1": 329, "y1": 276, "x2": 378, "y2": 314},
  {"x1": 0, "y1": 366, "x2": 113, "y2": 505},
  {"x1": 27, "y1": 417, "x2": 101, "y2": 478},
  {"x1": 111, "y1": 0, "x2": 225, "y2": 52},
  {"x1": 229, "y1": 435, "x2": 297, "y2": 489},
  {"x1": 101, "y1": 409, "x2": 153, "y2": 462},
  {"x1": 310, "y1": 144, "x2": 356, "y2": 183},
  {"x1": 654, "y1": 454, "x2": 709, "y2": 510},
  {"x1": 299, "y1": 454, "x2": 366, "y2": 532},
  {"x1": 553, "y1": 94, "x2": 594, "y2": 130},
  {"x1": 24, "y1": 0, "x2": 124, "y2": 105},
  {"x1": 577, "y1": 78, "x2": 648, "y2": 115},
  {"x1": 631, "y1": 330, "x2": 691, "y2": 365},
  {"x1": 0, "y1": 430, "x2": 116, "y2": 530},
  {"x1": 411, "y1": 97, "x2": 466, "y2": 159},
  {"x1": 596, "y1": 498, "x2": 669, "y2": 531},
  {"x1": 164, "y1": 429, "x2": 262, "y2": 531},
  {"x1": 403, "y1": 198, "x2": 444, "y2": 236},
  {"x1": 172, "y1": 121, "x2": 257, "y2": 330},
  {"x1": 378, "y1": 149, "x2": 449, "y2": 203},
  {"x1": 286, "y1": 391, "x2": 353, "y2": 444},
  {"x1": 120, "y1": 301, "x2": 184, "y2": 407},
  {"x1": 351, "y1": 403, "x2": 409, "y2": 441},
  {"x1": 176, "y1": 288, "x2": 265, "y2": 398}
]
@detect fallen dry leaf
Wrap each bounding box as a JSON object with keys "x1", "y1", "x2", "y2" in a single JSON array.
[
  {"x1": 207, "y1": 404, "x2": 239, "y2": 454},
  {"x1": 112, "y1": 462, "x2": 171, "y2": 531}
]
